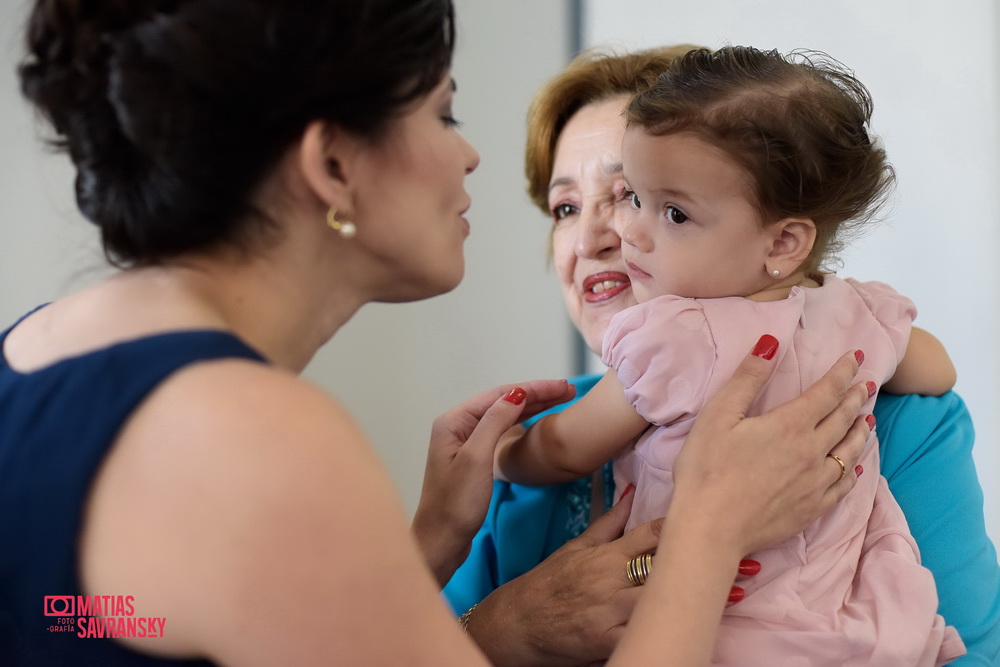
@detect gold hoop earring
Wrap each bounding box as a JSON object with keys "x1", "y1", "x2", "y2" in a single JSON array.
[{"x1": 327, "y1": 208, "x2": 357, "y2": 239}]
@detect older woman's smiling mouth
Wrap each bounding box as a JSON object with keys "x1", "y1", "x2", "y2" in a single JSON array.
[{"x1": 582, "y1": 271, "x2": 631, "y2": 303}]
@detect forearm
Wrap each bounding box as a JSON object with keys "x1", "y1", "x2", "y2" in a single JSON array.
[
  {"x1": 410, "y1": 511, "x2": 472, "y2": 587},
  {"x1": 883, "y1": 327, "x2": 956, "y2": 396},
  {"x1": 462, "y1": 585, "x2": 551, "y2": 666},
  {"x1": 496, "y1": 422, "x2": 593, "y2": 486},
  {"x1": 497, "y1": 371, "x2": 645, "y2": 486},
  {"x1": 609, "y1": 499, "x2": 740, "y2": 666},
  {"x1": 459, "y1": 487, "x2": 662, "y2": 666}
]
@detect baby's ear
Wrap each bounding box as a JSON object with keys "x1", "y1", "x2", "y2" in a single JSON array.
[{"x1": 766, "y1": 218, "x2": 816, "y2": 273}]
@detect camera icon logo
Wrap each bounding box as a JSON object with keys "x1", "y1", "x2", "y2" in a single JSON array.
[{"x1": 43, "y1": 596, "x2": 75, "y2": 616}]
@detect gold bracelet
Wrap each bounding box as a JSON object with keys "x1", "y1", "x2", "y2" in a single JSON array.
[{"x1": 458, "y1": 603, "x2": 478, "y2": 632}]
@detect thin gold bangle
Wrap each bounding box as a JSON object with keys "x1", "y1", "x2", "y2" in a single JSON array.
[{"x1": 458, "y1": 603, "x2": 478, "y2": 632}]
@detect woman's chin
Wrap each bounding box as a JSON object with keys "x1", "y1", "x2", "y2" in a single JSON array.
[
  {"x1": 580, "y1": 299, "x2": 636, "y2": 352},
  {"x1": 580, "y1": 313, "x2": 617, "y2": 354},
  {"x1": 378, "y1": 267, "x2": 464, "y2": 304},
  {"x1": 437, "y1": 264, "x2": 465, "y2": 295}
]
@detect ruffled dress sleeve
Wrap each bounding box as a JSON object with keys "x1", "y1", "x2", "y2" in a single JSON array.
[
  {"x1": 601, "y1": 296, "x2": 717, "y2": 426},
  {"x1": 844, "y1": 278, "x2": 917, "y2": 363}
]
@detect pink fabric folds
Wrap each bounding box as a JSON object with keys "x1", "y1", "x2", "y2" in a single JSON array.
[{"x1": 602, "y1": 276, "x2": 964, "y2": 666}]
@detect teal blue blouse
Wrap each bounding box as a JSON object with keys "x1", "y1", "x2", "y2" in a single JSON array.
[{"x1": 444, "y1": 375, "x2": 1000, "y2": 665}]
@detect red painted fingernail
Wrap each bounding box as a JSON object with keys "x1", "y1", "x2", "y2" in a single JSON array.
[
  {"x1": 621, "y1": 483, "x2": 635, "y2": 498},
  {"x1": 728, "y1": 586, "x2": 745, "y2": 604},
  {"x1": 854, "y1": 349, "x2": 865, "y2": 365},
  {"x1": 752, "y1": 334, "x2": 779, "y2": 360},
  {"x1": 865, "y1": 414, "x2": 876, "y2": 431},
  {"x1": 503, "y1": 387, "x2": 526, "y2": 405},
  {"x1": 738, "y1": 559, "x2": 761, "y2": 576},
  {"x1": 855, "y1": 465, "x2": 864, "y2": 477},
  {"x1": 866, "y1": 381, "x2": 877, "y2": 398}
]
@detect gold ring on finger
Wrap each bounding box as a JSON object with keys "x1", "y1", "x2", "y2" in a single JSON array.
[
  {"x1": 626, "y1": 553, "x2": 654, "y2": 586},
  {"x1": 827, "y1": 453, "x2": 847, "y2": 481}
]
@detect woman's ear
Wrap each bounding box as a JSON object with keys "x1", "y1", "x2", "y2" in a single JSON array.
[
  {"x1": 765, "y1": 218, "x2": 817, "y2": 276},
  {"x1": 297, "y1": 120, "x2": 359, "y2": 219}
]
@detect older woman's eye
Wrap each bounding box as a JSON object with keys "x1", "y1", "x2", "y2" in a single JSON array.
[
  {"x1": 551, "y1": 203, "x2": 579, "y2": 221},
  {"x1": 665, "y1": 205, "x2": 689, "y2": 224}
]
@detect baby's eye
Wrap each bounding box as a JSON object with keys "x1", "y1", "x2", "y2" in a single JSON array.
[
  {"x1": 627, "y1": 191, "x2": 641, "y2": 209},
  {"x1": 551, "y1": 203, "x2": 579, "y2": 221},
  {"x1": 666, "y1": 206, "x2": 689, "y2": 224}
]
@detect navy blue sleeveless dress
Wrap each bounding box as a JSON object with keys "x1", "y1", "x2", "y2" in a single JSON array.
[{"x1": 0, "y1": 309, "x2": 266, "y2": 665}]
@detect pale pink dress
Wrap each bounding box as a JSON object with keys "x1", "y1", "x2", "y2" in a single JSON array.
[{"x1": 602, "y1": 276, "x2": 965, "y2": 666}]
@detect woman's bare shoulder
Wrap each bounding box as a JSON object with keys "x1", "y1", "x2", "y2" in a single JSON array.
[
  {"x1": 78, "y1": 359, "x2": 479, "y2": 664},
  {"x1": 132, "y1": 357, "x2": 368, "y2": 451},
  {"x1": 109, "y1": 358, "x2": 379, "y2": 488}
]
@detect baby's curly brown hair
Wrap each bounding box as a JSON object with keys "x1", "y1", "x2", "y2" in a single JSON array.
[{"x1": 627, "y1": 46, "x2": 895, "y2": 274}]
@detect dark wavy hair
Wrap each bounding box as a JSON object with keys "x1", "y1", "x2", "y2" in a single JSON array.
[
  {"x1": 19, "y1": 0, "x2": 456, "y2": 266},
  {"x1": 627, "y1": 46, "x2": 895, "y2": 274}
]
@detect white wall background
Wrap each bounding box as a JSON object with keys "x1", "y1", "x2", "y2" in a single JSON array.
[{"x1": 584, "y1": 0, "x2": 1000, "y2": 550}]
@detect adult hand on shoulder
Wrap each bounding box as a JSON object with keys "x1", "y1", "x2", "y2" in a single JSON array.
[
  {"x1": 672, "y1": 338, "x2": 873, "y2": 557},
  {"x1": 610, "y1": 339, "x2": 874, "y2": 666},
  {"x1": 412, "y1": 379, "x2": 575, "y2": 585}
]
